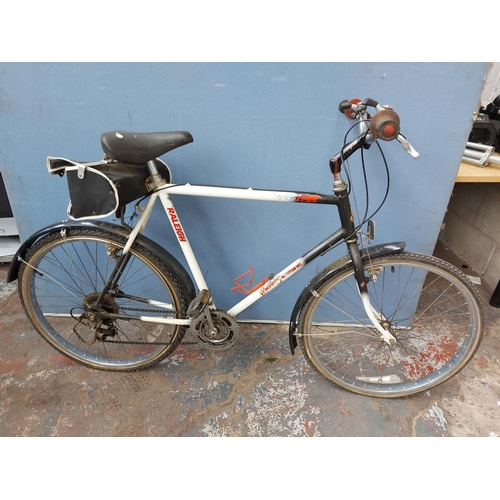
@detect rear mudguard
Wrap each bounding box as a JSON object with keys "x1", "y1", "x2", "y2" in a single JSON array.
[
  {"x1": 288, "y1": 241, "x2": 406, "y2": 354},
  {"x1": 7, "y1": 220, "x2": 196, "y2": 302}
]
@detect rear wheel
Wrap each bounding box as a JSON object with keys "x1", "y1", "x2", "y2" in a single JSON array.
[
  {"x1": 297, "y1": 253, "x2": 484, "y2": 398},
  {"x1": 19, "y1": 227, "x2": 191, "y2": 371}
]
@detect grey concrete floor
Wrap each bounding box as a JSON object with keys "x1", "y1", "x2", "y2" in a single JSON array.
[{"x1": 1, "y1": 245, "x2": 500, "y2": 438}]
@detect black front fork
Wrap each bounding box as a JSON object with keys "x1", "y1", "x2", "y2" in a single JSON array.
[{"x1": 334, "y1": 181, "x2": 368, "y2": 293}]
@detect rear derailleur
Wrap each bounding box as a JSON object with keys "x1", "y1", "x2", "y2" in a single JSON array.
[{"x1": 72, "y1": 292, "x2": 119, "y2": 344}]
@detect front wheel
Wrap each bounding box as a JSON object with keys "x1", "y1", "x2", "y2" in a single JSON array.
[
  {"x1": 18, "y1": 227, "x2": 191, "y2": 371},
  {"x1": 297, "y1": 252, "x2": 484, "y2": 398}
]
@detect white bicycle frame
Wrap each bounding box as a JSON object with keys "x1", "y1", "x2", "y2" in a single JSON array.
[{"x1": 124, "y1": 182, "x2": 315, "y2": 318}]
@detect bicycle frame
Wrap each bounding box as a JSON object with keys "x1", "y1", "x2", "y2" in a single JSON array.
[
  {"x1": 78, "y1": 123, "x2": 402, "y2": 347},
  {"x1": 132, "y1": 183, "x2": 353, "y2": 318}
]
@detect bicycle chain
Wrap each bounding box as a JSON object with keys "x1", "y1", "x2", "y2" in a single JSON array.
[
  {"x1": 99, "y1": 307, "x2": 197, "y2": 345},
  {"x1": 120, "y1": 306, "x2": 169, "y2": 314}
]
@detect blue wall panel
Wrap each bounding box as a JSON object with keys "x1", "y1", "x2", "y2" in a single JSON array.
[{"x1": 0, "y1": 62, "x2": 489, "y2": 320}]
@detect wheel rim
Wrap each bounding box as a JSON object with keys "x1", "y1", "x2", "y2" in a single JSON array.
[
  {"x1": 301, "y1": 256, "x2": 483, "y2": 397},
  {"x1": 22, "y1": 234, "x2": 183, "y2": 369}
]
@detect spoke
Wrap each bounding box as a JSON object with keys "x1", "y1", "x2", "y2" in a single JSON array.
[
  {"x1": 389, "y1": 265, "x2": 416, "y2": 326},
  {"x1": 61, "y1": 239, "x2": 87, "y2": 295},
  {"x1": 389, "y1": 272, "x2": 441, "y2": 324},
  {"x1": 78, "y1": 240, "x2": 110, "y2": 291},
  {"x1": 301, "y1": 325, "x2": 379, "y2": 338},
  {"x1": 35, "y1": 256, "x2": 87, "y2": 298},
  {"x1": 316, "y1": 336, "x2": 388, "y2": 381},
  {"x1": 311, "y1": 287, "x2": 377, "y2": 335}
]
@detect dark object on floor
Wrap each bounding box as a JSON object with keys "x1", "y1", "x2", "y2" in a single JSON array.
[{"x1": 489, "y1": 279, "x2": 500, "y2": 308}]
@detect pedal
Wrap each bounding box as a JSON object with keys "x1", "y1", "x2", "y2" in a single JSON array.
[{"x1": 187, "y1": 289, "x2": 211, "y2": 319}]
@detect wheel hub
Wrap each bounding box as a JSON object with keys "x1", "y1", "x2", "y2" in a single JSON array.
[{"x1": 380, "y1": 320, "x2": 392, "y2": 330}]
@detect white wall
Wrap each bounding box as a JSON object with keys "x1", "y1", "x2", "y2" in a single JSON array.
[{"x1": 481, "y1": 63, "x2": 500, "y2": 106}]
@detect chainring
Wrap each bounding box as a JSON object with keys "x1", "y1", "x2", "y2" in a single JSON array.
[{"x1": 189, "y1": 309, "x2": 238, "y2": 350}]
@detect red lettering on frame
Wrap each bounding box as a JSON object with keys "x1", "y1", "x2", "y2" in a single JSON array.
[{"x1": 167, "y1": 207, "x2": 187, "y2": 242}]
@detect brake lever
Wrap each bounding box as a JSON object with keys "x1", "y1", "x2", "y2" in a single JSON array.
[{"x1": 397, "y1": 133, "x2": 420, "y2": 159}]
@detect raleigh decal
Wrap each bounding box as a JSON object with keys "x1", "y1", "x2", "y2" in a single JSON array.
[{"x1": 167, "y1": 207, "x2": 187, "y2": 242}]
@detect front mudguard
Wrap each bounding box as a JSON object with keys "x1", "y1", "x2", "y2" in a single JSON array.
[
  {"x1": 288, "y1": 241, "x2": 406, "y2": 354},
  {"x1": 7, "y1": 220, "x2": 196, "y2": 302}
]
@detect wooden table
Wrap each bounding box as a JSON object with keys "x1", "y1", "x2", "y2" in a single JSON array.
[{"x1": 456, "y1": 154, "x2": 500, "y2": 182}]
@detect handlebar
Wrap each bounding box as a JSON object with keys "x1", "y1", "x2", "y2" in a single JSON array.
[{"x1": 339, "y1": 98, "x2": 420, "y2": 159}]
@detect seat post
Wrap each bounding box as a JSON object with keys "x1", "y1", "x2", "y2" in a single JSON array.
[
  {"x1": 147, "y1": 159, "x2": 160, "y2": 176},
  {"x1": 147, "y1": 160, "x2": 167, "y2": 189}
]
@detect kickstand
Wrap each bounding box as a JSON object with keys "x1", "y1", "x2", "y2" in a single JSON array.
[{"x1": 254, "y1": 324, "x2": 282, "y2": 348}]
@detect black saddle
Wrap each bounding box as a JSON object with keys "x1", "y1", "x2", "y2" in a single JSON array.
[{"x1": 100, "y1": 130, "x2": 193, "y2": 164}]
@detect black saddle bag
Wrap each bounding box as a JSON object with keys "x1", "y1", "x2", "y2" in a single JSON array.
[{"x1": 47, "y1": 157, "x2": 171, "y2": 220}]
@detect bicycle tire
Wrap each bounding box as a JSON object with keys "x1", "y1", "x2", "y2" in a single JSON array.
[
  {"x1": 19, "y1": 226, "x2": 191, "y2": 371},
  {"x1": 297, "y1": 252, "x2": 484, "y2": 398}
]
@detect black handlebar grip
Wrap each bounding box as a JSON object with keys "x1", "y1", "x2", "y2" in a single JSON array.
[
  {"x1": 338, "y1": 100, "x2": 351, "y2": 112},
  {"x1": 339, "y1": 99, "x2": 362, "y2": 119},
  {"x1": 363, "y1": 98, "x2": 379, "y2": 108}
]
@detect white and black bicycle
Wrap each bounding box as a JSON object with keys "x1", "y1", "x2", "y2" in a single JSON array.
[{"x1": 8, "y1": 98, "x2": 484, "y2": 398}]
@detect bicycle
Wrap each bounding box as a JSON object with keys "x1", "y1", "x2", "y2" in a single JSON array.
[{"x1": 7, "y1": 97, "x2": 485, "y2": 398}]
